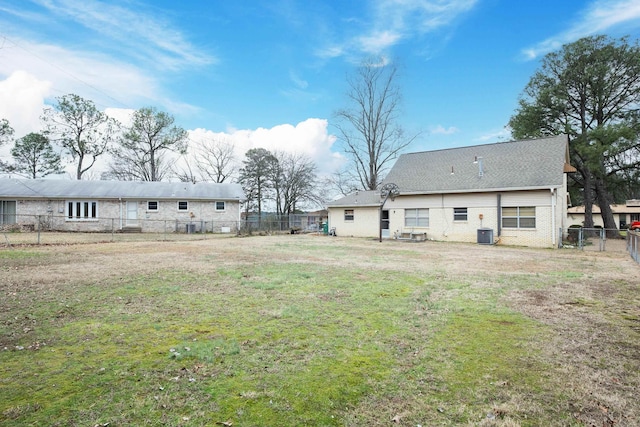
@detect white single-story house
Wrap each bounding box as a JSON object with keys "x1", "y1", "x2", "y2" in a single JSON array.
[
  {"x1": 567, "y1": 200, "x2": 640, "y2": 229},
  {"x1": 0, "y1": 178, "x2": 245, "y2": 233},
  {"x1": 327, "y1": 135, "x2": 576, "y2": 248}
]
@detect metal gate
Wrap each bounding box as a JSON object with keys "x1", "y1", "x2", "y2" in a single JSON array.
[{"x1": 561, "y1": 227, "x2": 628, "y2": 253}]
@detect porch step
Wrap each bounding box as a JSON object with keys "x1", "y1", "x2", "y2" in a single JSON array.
[{"x1": 121, "y1": 226, "x2": 142, "y2": 233}]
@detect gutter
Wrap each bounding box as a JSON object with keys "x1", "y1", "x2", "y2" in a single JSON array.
[{"x1": 400, "y1": 185, "x2": 563, "y2": 196}]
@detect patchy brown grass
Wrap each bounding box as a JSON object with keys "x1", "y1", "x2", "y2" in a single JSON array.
[{"x1": 1, "y1": 235, "x2": 639, "y2": 426}]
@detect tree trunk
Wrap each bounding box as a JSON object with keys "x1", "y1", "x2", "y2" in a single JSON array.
[
  {"x1": 581, "y1": 169, "x2": 595, "y2": 229},
  {"x1": 595, "y1": 177, "x2": 621, "y2": 238}
]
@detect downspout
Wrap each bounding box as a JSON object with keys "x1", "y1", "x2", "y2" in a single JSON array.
[
  {"x1": 497, "y1": 194, "x2": 501, "y2": 237},
  {"x1": 551, "y1": 188, "x2": 557, "y2": 247},
  {"x1": 119, "y1": 198, "x2": 123, "y2": 230},
  {"x1": 238, "y1": 199, "x2": 242, "y2": 234}
]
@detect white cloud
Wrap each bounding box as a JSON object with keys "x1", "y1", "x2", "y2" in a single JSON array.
[
  {"x1": 26, "y1": 0, "x2": 214, "y2": 71},
  {"x1": 0, "y1": 71, "x2": 51, "y2": 138},
  {"x1": 358, "y1": 30, "x2": 402, "y2": 54},
  {"x1": 475, "y1": 128, "x2": 511, "y2": 143},
  {"x1": 431, "y1": 125, "x2": 459, "y2": 135},
  {"x1": 522, "y1": 0, "x2": 640, "y2": 60},
  {"x1": 0, "y1": 1, "x2": 211, "y2": 118},
  {"x1": 324, "y1": 0, "x2": 478, "y2": 58},
  {"x1": 0, "y1": 36, "x2": 160, "y2": 107},
  {"x1": 289, "y1": 70, "x2": 309, "y2": 89},
  {"x1": 188, "y1": 118, "x2": 345, "y2": 178}
]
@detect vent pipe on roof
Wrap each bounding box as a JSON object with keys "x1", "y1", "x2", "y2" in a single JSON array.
[{"x1": 473, "y1": 156, "x2": 484, "y2": 177}]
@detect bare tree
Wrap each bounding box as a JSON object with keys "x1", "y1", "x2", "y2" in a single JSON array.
[
  {"x1": 193, "y1": 136, "x2": 237, "y2": 182},
  {"x1": 334, "y1": 58, "x2": 418, "y2": 190},
  {"x1": 173, "y1": 155, "x2": 199, "y2": 183},
  {"x1": 272, "y1": 151, "x2": 321, "y2": 216},
  {"x1": 326, "y1": 168, "x2": 361, "y2": 197},
  {"x1": 42, "y1": 94, "x2": 117, "y2": 180},
  {"x1": 110, "y1": 107, "x2": 188, "y2": 181}
]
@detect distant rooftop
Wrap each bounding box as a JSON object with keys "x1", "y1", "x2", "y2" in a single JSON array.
[{"x1": 0, "y1": 178, "x2": 245, "y2": 200}]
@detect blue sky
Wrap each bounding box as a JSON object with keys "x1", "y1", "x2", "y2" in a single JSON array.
[{"x1": 1, "y1": 0, "x2": 640, "y2": 179}]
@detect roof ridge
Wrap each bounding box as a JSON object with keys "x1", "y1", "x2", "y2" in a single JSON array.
[{"x1": 400, "y1": 134, "x2": 567, "y2": 157}]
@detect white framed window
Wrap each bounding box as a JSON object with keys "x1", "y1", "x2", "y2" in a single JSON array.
[
  {"x1": 67, "y1": 200, "x2": 98, "y2": 221},
  {"x1": 0, "y1": 200, "x2": 17, "y2": 225},
  {"x1": 215, "y1": 201, "x2": 225, "y2": 211},
  {"x1": 147, "y1": 201, "x2": 158, "y2": 211},
  {"x1": 178, "y1": 201, "x2": 188, "y2": 211},
  {"x1": 502, "y1": 206, "x2": 536, "y2": 228},
  {"x1": 405, "y1": 208, "x2": 429, "y2": 227},
  {"x1": 344, "y1": 209, "x2": 354, "y2": 221},
  {"x1": 454, "y1": 207, "x2": 468, "y2": 221}
]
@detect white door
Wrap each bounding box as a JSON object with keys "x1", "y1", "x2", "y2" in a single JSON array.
[
  {"x1": 381, "y1": 210, "x2": 390, "y2": 238},
  {"x1": 126, "y1": 201, "x2": 138, "y2": 225}
]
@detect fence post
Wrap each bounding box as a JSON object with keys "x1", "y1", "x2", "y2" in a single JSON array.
[
  {"x1": 578, "y1": 227, "x2": 583, "y2": 250},
  {"x1": 558, "y1": 227, "x2": 562, "y2": 248},
  {"x1": 111, "y1": 218, "x2": 115, "y2": 242},
  {"x1": 37, "y1": 215, "x2": 41, "y2": 245}
]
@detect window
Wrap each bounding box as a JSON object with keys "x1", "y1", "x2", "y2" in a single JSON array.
[
  {"x1": 344, "y1": 209, "x2": 354, "y2": 221},
  {"x1": 0, "y1": 201, "x2": 17, "y2": 225},
  {"x1": 405, "y1": 208, "x2": 429, "y2": 227},
  {"x1": 178, "y1": 201, "x2": 188, "y2": 211},
  {"x1": 67, "y1": 200, "x2": 97, "y2": 220},
  {"x1": 215, "y1": 201, "x2": 225, "y2": 211},
  {"x1": 147, "y1": 201, "x2": 158, "y2": 211},
  {"x1": 502, "y1": 206, "x2": 536, "y2": 228},
  {"x1": 454, "y1": 207, "x2": 468, "y2": 221}
]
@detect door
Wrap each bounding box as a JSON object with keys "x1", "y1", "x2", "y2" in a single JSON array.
[
  {"x1": 381, "y1": 209, "x2": 390, "y2": 238},
  {"x1": 126, "y1": 201, "x2": 138, "y2": 225}
]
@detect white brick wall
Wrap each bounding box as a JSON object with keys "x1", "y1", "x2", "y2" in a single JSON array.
[{"x1": 328, "y1": 188, "x2": 566, "y2": 248}]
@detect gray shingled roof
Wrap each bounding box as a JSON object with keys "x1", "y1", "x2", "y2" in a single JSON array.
[
  {"x1": 326, "y1": 190, "x2": 381, "y2": 207},
  {"x1": 0, "y1": 178, "x2": 245, "y2": 200},
  {"x1": 383, "y1": 135, "x2": 571, "y2": 194}
]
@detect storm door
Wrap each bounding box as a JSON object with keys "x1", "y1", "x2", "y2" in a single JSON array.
[
  {"x1": 381, "y1": 209, "x2": 390, "y2": 238},
  {"x1": 126, "y1": 201, "x2": 138, "y2": 225}
]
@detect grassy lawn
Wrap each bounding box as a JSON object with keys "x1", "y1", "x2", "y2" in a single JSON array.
[{"x1": 1, "y1": 235, "x2": 639, "y2": 426}]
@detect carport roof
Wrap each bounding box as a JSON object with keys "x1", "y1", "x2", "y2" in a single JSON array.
[
  {"x1": 0, "y1": 178, "x2": 245, "y2": 201},
  {"x1": 326, "y1": 190, "x2": 381, "y2": 207}
]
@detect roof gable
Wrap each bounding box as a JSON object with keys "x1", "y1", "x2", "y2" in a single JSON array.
[
  {"x1": 0, "y1": 179, "x2": 245, "y2": 200},
  {"x1": 383, "y1": 135, "x2": 571, "y2": 194}
]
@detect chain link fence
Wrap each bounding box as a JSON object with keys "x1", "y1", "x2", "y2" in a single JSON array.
[
  {"x1": 627, "y1": 230, "x2": 640, "y2": 264},
  {"x1": 0, "y1": 213, "x2": 242, "y2": 245},
  {"x1": 561, "y1": 227, "x2": 628, "y2": 253},
  {"x1": 0, "y1": 213, "x2": 328, "y2": 246}
]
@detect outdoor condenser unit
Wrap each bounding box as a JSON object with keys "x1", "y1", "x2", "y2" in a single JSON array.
[{"x1": 477, "y1": 228, "x2": 493, "y2": 245}]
